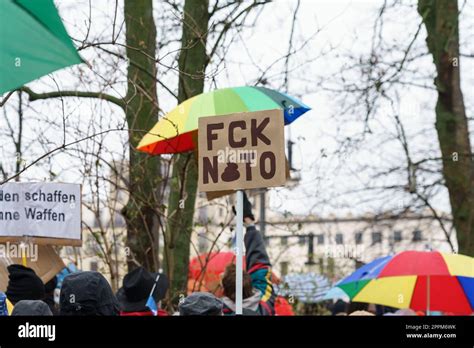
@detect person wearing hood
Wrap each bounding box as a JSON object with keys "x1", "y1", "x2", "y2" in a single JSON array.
[
  {"x1": 11, "y1": 300, "x2": 53, "y2": 316},
  {"x1": 59, "y1": 271, "x2": 120, "y2": 316},
  {"x1": 116, "y1": 267, "x2": 169, "y2": 316},
  {"x1": 5, "y1": 264, "x2": 45, "y2": 305},
  {"x1": 179, "y1": 292, "x2": 223, "y2": 316},
  {"x1": 331, "y1": 299, "x2": 348, "y2": 316},
  {"x1": 221, "y1": 192, "x2": 276, "y2": 315}
]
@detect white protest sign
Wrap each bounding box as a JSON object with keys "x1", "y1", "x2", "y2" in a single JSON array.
[{"x1": 0, "y1": 182, "x2": 81, "y2": 242}]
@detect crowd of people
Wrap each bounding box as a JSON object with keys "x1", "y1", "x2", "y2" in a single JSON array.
[
  {"x1": 1, "y1": 192, "x2": 432, "y2": 317},
  {"x1": 0, "y1": 192, "x2": 279, "y2": 316}
]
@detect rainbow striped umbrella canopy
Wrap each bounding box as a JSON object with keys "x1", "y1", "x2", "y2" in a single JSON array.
[
  {"x1": 335, "y1": 251, "x2": 474, "y2": 315},
  {"x1": 137, "y1": 86, "x2": 311, "y2": 155}
]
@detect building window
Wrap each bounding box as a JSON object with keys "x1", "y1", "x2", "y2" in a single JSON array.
[
  {"x1": 90, "y1": 261, "x2": 98, "y2": 272},
  {"x1": 316, "y1": 234, "x2": 325, "y2": 245},
  {"x1": 198, "y1": 207, "x2": 208, "y2": 223},
  {"x1": 318, "y1": 257, "x2": 325, "y2": 274},
  {"x1": 413, "y1": 230, "x2": 422, "y2": 242},
  {"x1": 306, "y1": 234, "x2": 315, "y2": 265},
  {"x1": 113, "y1": 213, "x2": 125, "y2": 227},
  {"x1": 335, "y1": 233, "x2": 343, "y2": 245},
  {"x1": 298, "y1": 235, "x2": 306, "y2": 246},
  {"x1": 280, "y1": 262, "x2": 289, "y2": 276},
  {"x1": 198, "y1": 232, "x2": 208, "y2": 253},
  {"x1": 394, "y1": 231, "x2": 402, "y2": 242},
  {"x1": 355, "y1": 232, "x2": 363, "y2": 245},
  {"x1": 281, "y1": 236, "x2": 288, "y2": 246},
  {"x1": 372, "y1": 232, "x2": 382, "y2": 245}
]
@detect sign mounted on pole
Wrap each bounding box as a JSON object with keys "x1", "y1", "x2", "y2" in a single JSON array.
[
  {"x1": 198, "y1": 109, "x2": 286, "y2": 192},
  {"x1": 198, "y1": 109, "x2": 286, "y2": 315}
]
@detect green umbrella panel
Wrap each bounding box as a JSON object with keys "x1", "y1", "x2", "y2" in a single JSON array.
[{"x1": 0, "y1": 0, "x2": 82, "y2": 94}]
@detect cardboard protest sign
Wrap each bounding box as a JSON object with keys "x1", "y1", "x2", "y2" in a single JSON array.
[
  {"x1": 198, "y1": 109, "x2": 286, "y2": 192},
  {"x1": 0, "y1": 244, "x2": 65, "y2": 292},
  {"x1": 0, "y1": 182, "x2": 82, "y2": 245}
]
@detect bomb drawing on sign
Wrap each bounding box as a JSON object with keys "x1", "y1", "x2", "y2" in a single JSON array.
[{"x1": 198, "y1": 110, "x2": 286, "y2": 192}]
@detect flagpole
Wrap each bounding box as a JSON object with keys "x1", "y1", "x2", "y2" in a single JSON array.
[
  {"x1": 149, "y1": 274, "x2": 160, "y2": 298},
  {"x1": 235, "y1": 190, "x2": 244, "y2": 315}
]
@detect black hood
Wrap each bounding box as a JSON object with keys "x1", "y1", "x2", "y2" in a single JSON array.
[
  {"x1": 11, "y1": 300, "x2": 52, "y2": 316},
  {"x1": 179, "y1": 292, "x2": 223, "y2": 316},
  {"x1": 44, "y1": 276, "x2": 58, "y2": 293},
  {"x1": 59, "y1": 271, "x2": 119, "y2": 316},
  {"x1": 6, "y1": 264, "x2": 45, "y2": 304}
]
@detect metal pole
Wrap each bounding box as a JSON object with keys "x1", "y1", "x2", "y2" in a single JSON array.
[
  {"x1": 235, "y1": 190, "x2": 244, "y2": 315},
  {"x1": 427, "y1": 275, "x2": 430, "y2": 316},
  {"x1": 259, "y1": 189, "x2": 266, "y2": 236}
]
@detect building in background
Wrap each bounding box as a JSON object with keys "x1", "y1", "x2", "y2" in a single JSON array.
[
  {"x1": 66, "y1": 181, "x2": 456, "y2": 291},
  {"x1": 192, "y1": 190, "x2": 457, "y2": 285},
  {"x1": 263, "y1": 211, "x2": 456, "y2": 282}
]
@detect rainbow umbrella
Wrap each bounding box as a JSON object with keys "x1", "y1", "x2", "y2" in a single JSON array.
[
  {"x1": 137, "y1": 86, "x2": 311, "y2": 155},
  {"x1": 334, "y1": 250, "x2": 474, "y2": 315}
]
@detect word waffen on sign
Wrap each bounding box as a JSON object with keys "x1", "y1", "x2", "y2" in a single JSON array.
[
  {"x1": 198, "y1": 109, "x2": 286, "y2": 192},
  {"x1": 0, "y1": 182, "x2": 81, "y2": 243}
]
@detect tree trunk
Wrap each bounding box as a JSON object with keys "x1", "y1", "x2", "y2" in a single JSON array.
[
  {"x1": 418, "y1": 0, "x2": 474, "y2": 255},
  {"x1": 123, "y1": 0, "x2": 161, "y2": 270},
  {"x1": 164, "y1": 0, "x2": 210, "y2": 304}
]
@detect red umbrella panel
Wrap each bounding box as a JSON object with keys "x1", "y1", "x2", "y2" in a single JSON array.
[
  {"x1": 188, "y1": 252, "x2": 244, "y2": 295},
  {"x1": 188, "y1": 251, "x2": 281, "y2": 295}
]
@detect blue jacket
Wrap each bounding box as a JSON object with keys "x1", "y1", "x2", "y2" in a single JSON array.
[{"x1": 0, "y1": 292, "x2": 9, "y2": 316}]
